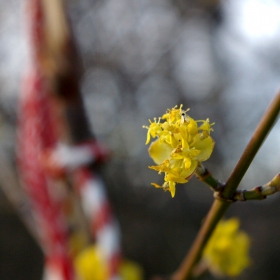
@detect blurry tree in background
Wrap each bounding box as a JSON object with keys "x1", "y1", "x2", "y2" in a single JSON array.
[{"x1": 0, "y1": 0, "x2": 280, "y2": 279}]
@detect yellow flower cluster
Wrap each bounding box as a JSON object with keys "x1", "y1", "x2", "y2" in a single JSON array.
[
  {"x1": 74, "y1": 245, "x2": 108, "y2": 280},
  {"x1": 74, "y1": 245, "x2": 143, "y2": 280},
  {"x1": 202, "y1": 218, "x2": 251, "y2": 277},
  {"x1": 143, "y1": 105, "x2": 215, "y2": 197}
]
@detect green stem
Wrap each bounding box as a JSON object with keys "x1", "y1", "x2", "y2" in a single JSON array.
[
  {"x1": 195, "y1": 164, "x2": 224, "y2": 192},
  {"x1": 234, "y1": 173, "x2": 280, "y2": 201},
  {"x1": 196, "y1": 165, "x2": 280, "y2": 201},
  {"x1": 172, "y1": 92, "x2": 280, "y2": 280},
  {"x1": 222, "y1": 92, "x2": 280, "y2": 199},
  {"x1": 172, "y1": 200, "x2": 230, "y2": 280}
]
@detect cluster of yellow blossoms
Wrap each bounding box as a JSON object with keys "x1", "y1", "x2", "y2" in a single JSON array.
[
  {"x1": 202, "y1": 218, "x2": 251, "y2": 277},
  {"x1": 144, "y1": 105, "x2": 215, "y2": 197},
  {"x1": 75, "y1": 245, "x2": 143, "y2": 280}
]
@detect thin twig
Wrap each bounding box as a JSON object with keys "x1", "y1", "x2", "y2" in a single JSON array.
[
  {"x1": 195, "y1": 164, "x2": 224, "y2": 192},
  {"x1": 222, "y1": 92, "x2": 280, "y2": 199},
  {"x1": 196, "y1": 165, "x2": 280, "y2": 201},
  {"x1": 234, "y1": 173, "x2": 280, "y2": 201}
]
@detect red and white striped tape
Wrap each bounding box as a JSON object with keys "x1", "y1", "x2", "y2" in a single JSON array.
[
  {"x1": 18, "y1": 68, "x2": 75, "y2": 280},
  {"x1": 41, "y1": 142, "x2": 122, "y2": 279},
  {"x1": 17, "y1": 1, "x2": 122, "y2": 279},
  {"x1": 75, "y1": 168, "x2": 121, "y2": 279}
]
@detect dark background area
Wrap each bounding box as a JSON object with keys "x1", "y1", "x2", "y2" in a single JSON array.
[{"x1": 1, "y1": 0, "x2": 280, "y2": 279}]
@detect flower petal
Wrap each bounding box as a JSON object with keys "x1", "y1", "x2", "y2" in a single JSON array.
[
  {"x1": 194, "y1": 136, "x2": 215, "y2": 162},
  {"x1": 151, "y1": 183, "x2": 162, "y2": 189},
  {"x1": 184, "y1": 160, "x2": 198, "y2": 179},
  {"x1": 148, "y1": 139, "x2": 173, "y2": 165},
  {"x1": 169, "y1": 181, "x2": 176, "y2": 197}
]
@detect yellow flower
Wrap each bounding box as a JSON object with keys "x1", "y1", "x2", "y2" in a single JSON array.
[
  {"x1": 143, "y1": 105, "x2": 215, "y2": 197},
  {"x1": 119, "y1": 260, "x2": 144, "y2": 280},
  {"x1": 75, "y1": 245, "x2": 108, "y2": 280},
  {"x1": 202, "y1": 218, "x2": 251, "y2": 277},
  {"x1": 74, "y1": 245, "x2": 143, "y2": 280}
]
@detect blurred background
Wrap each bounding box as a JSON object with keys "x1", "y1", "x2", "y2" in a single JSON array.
[{"x1": 0, "y1": 0, "x2": 280, "y2": 279}]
